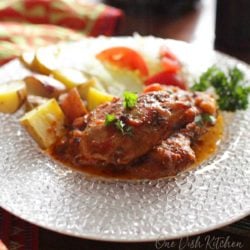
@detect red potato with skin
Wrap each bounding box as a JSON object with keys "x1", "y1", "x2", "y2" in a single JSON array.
[
  {"x1": 59, "y1": 88, "x2": 88, "y2": 124},
  {"x1": 24, "y1": 74, "x2": 66, "y2": 98}
]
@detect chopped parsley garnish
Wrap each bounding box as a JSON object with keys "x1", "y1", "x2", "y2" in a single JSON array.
[
  {"x1": 195, "y1": 113, "x2": 216, "y2": 126},
  {"x1": 105, "y1": 114, "x2": 117, "y2": 126},
  {"x1": 123, "y1": 91, "x2": 138, "y2": 109},
  {"x1": 202, "y1": 113, "x2": 216, "y2": 124},
  {"x1": 105, "y1": 91, "x2": 138, "y2": 134},
  {"x1": 191, "y1": 66, "x2": 250, "y2": 111},
  {"x1": 194, "y1": 115, "x2": 203, "y2": 126},
  {"x1": 105, "y1": 114, "x2": 132, "y2": 135},
  {"x1": 115, "y1": 119, "x2": 132, "y2": 135}
]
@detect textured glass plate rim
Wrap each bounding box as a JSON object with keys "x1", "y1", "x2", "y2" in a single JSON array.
[
  {"x1": 1, "y1": 204, "x2": 250, "y2": 243},
  {"x1": 0, "y1": 37, "x2": 250, "y2": 242}
]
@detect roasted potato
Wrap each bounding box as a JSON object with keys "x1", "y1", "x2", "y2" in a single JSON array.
[
  {"x1": 32, "y1": 46, "x2": 60, "y2": 75},
  {"x1": 20, "y1": 99, "x2": 65, "y2": 149},
  {"x1": 77, "y1": 77, "x2": 108, "y2": 100},
  {"x1": 87, "y1": 87, "x2": 114, "y2": 111},
  {"x1": 24, "y1": 74, "x2": 66, "y2": 98},
  {"x1": 25, "y1": 95, "x2": 50, "y2": 111},
  {"x1": 51, "y1": 68, "x2": 88, "y2": 89},
  {"x1": 19, "y1": 51, "x2": 35, "y2": 70},
  {"x1": 60, "y1": 88, "x2": 88, "y2": 123},
  {"x1": 0, "y1": 80, "x2": 27, "y2": 113}
]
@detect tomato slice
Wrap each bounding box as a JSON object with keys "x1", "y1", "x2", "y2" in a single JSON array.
[
  {"x1": 160, "y1": 45, "x2": 181, "y2": 73},
  {"x1": 96, "y1": 46, "x2": 149, "y2": 77},
  {"x1": 144, "y1": 70, "x2": 187, "y2": 90}
]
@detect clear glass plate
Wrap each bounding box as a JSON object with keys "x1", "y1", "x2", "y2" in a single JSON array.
[{"x1": 0, "y1": 37, "x2": 250, "y2": 241}]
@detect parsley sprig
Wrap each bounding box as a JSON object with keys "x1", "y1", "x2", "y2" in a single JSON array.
[{"x1": 191, "y1": 66, "x2": 250, "y2": 111}]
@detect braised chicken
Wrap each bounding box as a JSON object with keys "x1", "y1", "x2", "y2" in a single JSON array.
[{"x1": 53, "y1": 87, "x2": 217, "y2": 179}]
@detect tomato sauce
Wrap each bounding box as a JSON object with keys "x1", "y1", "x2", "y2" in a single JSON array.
[
  {"x1": 192, "y1": 113, "x2": 223, "y2": 165},
  {"x1": 48, "y1": 114, "x2": 224, "y2": 180}
]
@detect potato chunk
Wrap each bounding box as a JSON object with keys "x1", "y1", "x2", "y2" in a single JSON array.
[
  {"x1": 60, "y1": 88, "x2": 88, "y2": 123},
  {"x1": 32, "y1": 46, "x2": 60, "y2": 75},
  {"x1": 20, "y1": 99, "x2": 65, "y2": 149},
  {"x1": 51, "y1": 68, "x2": 88, "y2": 89},
  {"x1": 0, "y1": 80, "x2": 27, "y2": 113},
  {"x1": 77, "y1": 77, "x2": 107, "y2": 100},
  {"x1": 24, "y1": 74, "x2": 66, "y2": 98},
  {"x1": 25, "y1": 95, "x2": 50, "y2": 111},
  {"x1": 87, "y1": 87, "x2": 114, "y2": 111},
  {"x1": 20, "y1": 51, "x2": 35, "y2": 70}
]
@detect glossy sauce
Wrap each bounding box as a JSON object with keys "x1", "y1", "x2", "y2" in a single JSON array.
[
  {"x1": 49, "y1": 114, "x2": 224, "y2": 180},
  {"x1": 192, "y1": 113, "x2": 223, "y2": 165}
]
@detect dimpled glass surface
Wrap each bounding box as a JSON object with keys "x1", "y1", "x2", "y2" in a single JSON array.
[{"x1": 0, "y1": 37, "x2": 250, "y2": 241}]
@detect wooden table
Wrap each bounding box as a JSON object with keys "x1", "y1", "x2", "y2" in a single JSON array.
[{"x1": 38, "y1": 0, "x2": 250, "y2": 248}]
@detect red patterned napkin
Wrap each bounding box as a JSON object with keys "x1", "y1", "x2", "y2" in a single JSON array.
[
  {"x1": 0, "y1": 22, "x2": 84, "y2": 65},
  {"x1": 0, "y1": 208, "x2": 38, "y2": 250},
  {"x1": 0, "y1": 0, "x2": 123, "y2": 65}
]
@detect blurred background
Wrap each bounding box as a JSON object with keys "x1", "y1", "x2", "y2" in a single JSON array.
[
  {"x1": 103, "y1": 0, "x2": 250, "y2": 62},
  {"x1": 0, "y1": 0, "x2": 250, "y2": 65}
]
